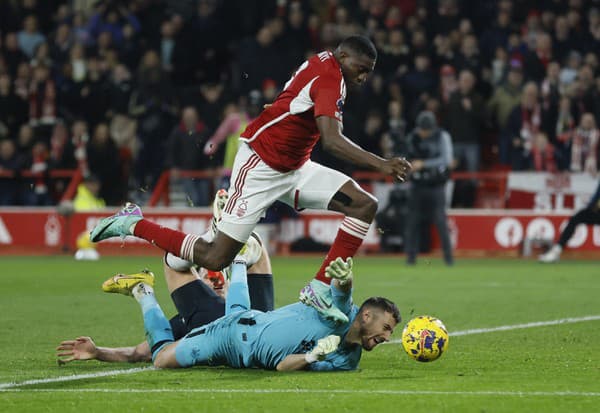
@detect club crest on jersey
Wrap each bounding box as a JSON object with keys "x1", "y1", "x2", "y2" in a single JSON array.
[
  {"x1": 236, "y1": 200, "x2": 248, "y2": 218},
  {"x1": 335, "y1": 98, "x2": 344, "y2": 121}
]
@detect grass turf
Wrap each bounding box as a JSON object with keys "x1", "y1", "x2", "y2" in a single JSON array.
[{"x1": 0, "y1": 255, "x2": 599, "y2": 412}]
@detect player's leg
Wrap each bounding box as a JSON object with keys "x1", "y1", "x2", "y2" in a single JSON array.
[
  {"x1": 90, "y1": 146, "x2": 280, "y2": 271},
  {"x1": 404, "y1": 185, "x2": 422, "y2": 264},
  {"x1": 540, "y1": 207, "x2": 599, "y2": 262},
  {"x1": 283, "y1": 161, "x2": 374, "y2": 322},
  {"x1": 286, "y1": 161, "x2": 377, "y2": 284},
  {"x1": 102, "y1": 273, "x2": 180, "y2": 366},
  {"x1": 247, "y1": 242, "x2": 274, "y2": 312},
  {"x1": 431, "y1": 186, "x2": 453, "y2": 265},
  {"x1": 162, "y1": 257, "x2": 227, "y2": 332},
  {"x1": 226, "y1": 260, "x2": 251, "y2": 315}
]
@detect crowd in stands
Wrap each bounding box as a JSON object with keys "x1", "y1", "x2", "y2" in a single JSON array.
[{"x1": 0, "y1": 0, "x2": 599, "y2": 207}]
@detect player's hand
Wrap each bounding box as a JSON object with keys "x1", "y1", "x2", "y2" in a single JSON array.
[
  {"x1": 307, "y1": 335, "x2": 341, "y2": 362},
  {"x1": 56, "y1": 336, "x2": 98, "y2": 365},
  {"x1": 203, "y1": 140, "x2": 218, "y2": 156},
  {"x1": 379, "y1": 157, "x2": 411, "y2": 182},
  {"x1": 325, "y1": 257, "x2": 353, "y2": 285}
]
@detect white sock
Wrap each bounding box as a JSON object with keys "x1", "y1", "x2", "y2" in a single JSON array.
[{"x1": 132, "y1": 282, "x2": 154, "y2": 302}]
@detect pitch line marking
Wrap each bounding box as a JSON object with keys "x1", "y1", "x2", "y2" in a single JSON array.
[
  {"x1": 0, "y1": 388, "x2": 599, "y2": 397},
  {"x1": 0, "y1": 314, "x2": 598, "y2": 390},
  {"x1": 0, "y1": 367, "x2": 154, "y2": 390},
  {"x1": 389, "y1": 314, "x2": 600, "y2": 344}
]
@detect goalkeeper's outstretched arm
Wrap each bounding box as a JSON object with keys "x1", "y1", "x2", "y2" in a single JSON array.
[{"x1": 276, "y1": 335, "x2": 341, "y2": 371}]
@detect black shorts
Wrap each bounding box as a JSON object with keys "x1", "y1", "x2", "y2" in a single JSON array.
[{"x1": 168, "y1": 280, "x2": 225, "y2": 340}]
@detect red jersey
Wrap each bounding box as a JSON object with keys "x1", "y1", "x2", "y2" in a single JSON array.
[{"x1": 240, "y1": 51, "x2": 347, "y2": 172}]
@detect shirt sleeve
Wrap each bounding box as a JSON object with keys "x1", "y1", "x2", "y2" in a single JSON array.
[
  {"x1": 330, "y1": 284, "x2": 353, "y2": 316},
  {"x1": 311, "y1": 75, "x2": 344, "y2": 122}
]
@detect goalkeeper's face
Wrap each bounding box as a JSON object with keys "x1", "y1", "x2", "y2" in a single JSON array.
[{"x1": 357, "y1": 308, "x2": 397, "y2": 351}]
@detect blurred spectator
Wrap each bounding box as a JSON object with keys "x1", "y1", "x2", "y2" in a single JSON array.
[
  {"x1": 503, "y1": 82, "x2": 545, "y2": 170},
  {"x1": 204, "y1": 91, "x2": 263, "y2": 171},
  {"x1": 16, "y1": 124, "x2": 35, "y2": 158},
  {"x1": 438, "y1": 65, "x2": 457, "y2": 105},
  {"x1": 381, "y1": 100, "x2": 407, "y2": 159},
  {"x1": 444, "y1": 69, "x2": 484, "y2": 207},
  {"x1": 129, "y1": 50, "x2": 176, "y2": 190},
  {"x1": 402, "y1": 54, "x2": 437, "y2": 110},
  {"x1": 560, "y1": 51, "x2": 582, "y2": 85},
  {"x1": 444, "y1": 70, "x2": 484, "y2": 172},
  {"x1": 73, "y1": 173, "x2": 105, "y2": 211},
  {"x1": 0, "y1": 73, "x2": 28, "y2": 139},
  {"x1": 488, "y1": 46, "x2": 508, "y2": 87},
  {"x1": 86, "y1": 122, "x2": 123, "y2": 205},
  {"x1": 88, "y1": 1, "x2": 141, "y2": 46},
  {"x1": 554, "y1": 96, "x2": 576, "y2": 169},
  {"x1": 48, "y1": 121, "x2": 76, "y2": 169},
  {"x1": 552, "y1": 15, "x2": 572, "y2": 63},
  {"x1": 107, "y1": 63, "x2": 132, "y2": 116},
  {"x1": 238, "y1": 26, "x2": 279, "y2": 93},
  {"x1": 70, "y1": 119, "x2": 89, "y2": 173},
  {"x1": 359, "y1": 109, "x2": 385, "y2": 156},
  {"x1": 166, "y1": 106, "x2": 213, "y2": 207},
  {"x1": 562, "y1": 113, "x2": 599, "y2": 174},
  {"x1": 453, "y1": 34, "x2": 482, "y2": 78},
  {"x1": 30, "y1": 41, "x2": 52, "y2": 68},
  {"x1": 530, "y1": 132, "x2": 557, "y2": 172},
  {"x1": 0, "y1": 140, "x2": 21, "y2": 205},
  {"x1": 2, "y1": 32, "x2": 27, "y2": 76},
  {"x1": 541, "y1": 61, "x2": 562, "y2": 110},
  {"x1": 21, "y1": 140, "x2": 51, "y2": 206},
  {"x1": 17, "y1": 15, "x2": 45, "y2": 58},
  {"x1": 487, "y1": 60, "x2": 524, "y2": 131},
  {"x1": 50, "y1": 23, "x2": 73, "y2": 66},
  {"x1": 480, "y1": 10, "x2": 512, "y2": 62},
  {"x1": 524, "y1": 32, "x2": 552, "y2": 82},
  {"x1": 379, "y1": 29, "x2": 410, "y2": 77},
  {"x1": 159, "y1": 20, "x2": 176, "y2": 73},
  {"x1": 71, "y1": 11, "x2": 93, "y2": 46},
  {"x1": 28, "y1": 64, "x2": 57, "y2": 134},
  {"x1": 69, "y1": 43, "x2": 87, "y2": 83}
]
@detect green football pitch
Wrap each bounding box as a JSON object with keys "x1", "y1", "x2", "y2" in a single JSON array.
[{"x1": 0, "y1": 255, "x2": 598, "y2": 412}]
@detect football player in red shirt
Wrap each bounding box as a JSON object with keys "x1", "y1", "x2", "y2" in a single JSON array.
[{"x1": 91, "y1": 36, "x2": 410, "y2": 322}]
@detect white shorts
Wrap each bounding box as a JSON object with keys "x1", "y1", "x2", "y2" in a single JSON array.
[{"x1": 218, "y1": 143, "x2": 350, "y2": 242}]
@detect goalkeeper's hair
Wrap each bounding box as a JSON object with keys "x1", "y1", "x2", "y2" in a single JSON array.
[{"x1": 359, "y1": 297, "x2": 401, "y2": 323}]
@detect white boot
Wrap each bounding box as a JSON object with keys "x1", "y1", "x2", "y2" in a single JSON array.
[{"x1": 538, "y1": 245, "x2": 562, "y2": 263}]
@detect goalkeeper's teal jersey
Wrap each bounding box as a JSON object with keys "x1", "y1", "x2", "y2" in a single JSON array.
[{"x1": 174, "y1": 285, "x2": 362, "y2": 371}]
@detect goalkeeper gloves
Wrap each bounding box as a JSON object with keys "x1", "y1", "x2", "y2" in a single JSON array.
[
  {"x1": 304, "y1": 335, "x2": 341, "y2": 363},
  {"x1": 324, "y1": 257, "x2": 353, "y2": 285}
]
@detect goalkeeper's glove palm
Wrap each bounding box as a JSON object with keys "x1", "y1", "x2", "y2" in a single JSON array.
[
  {"x1": 305, "y1": 335, "x2": 341, "y2": 363},
  {"x1": 324, "y1": 257, "x2": 353, "y2": 285}
]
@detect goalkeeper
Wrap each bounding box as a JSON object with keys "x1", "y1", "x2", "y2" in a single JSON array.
[{"x1": 90, "y1": 256, "x2": 399, "y2": 371}]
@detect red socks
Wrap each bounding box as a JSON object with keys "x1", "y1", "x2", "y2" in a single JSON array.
[
  {"x1": 315, "y1": 217, "x2": 370, "y2": 284},
  {"x1": 133, "y1": 219, "x2": 200, "y2": 262}
]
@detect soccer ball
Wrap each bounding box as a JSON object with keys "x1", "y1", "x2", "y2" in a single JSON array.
[{"x1": 401, "y1": 315, "x2": 449, "y2": 362}]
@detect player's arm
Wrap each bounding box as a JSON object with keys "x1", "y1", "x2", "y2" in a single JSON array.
[
  {"x1": 317, "y1": 116, "x2": 410, "y2": 181},
  {"x1": 276, "y1": 335, "x2": 341, "y2": 371},
  {"x1": 56, "y1": 337, "x2": 151, "y2": 364}
]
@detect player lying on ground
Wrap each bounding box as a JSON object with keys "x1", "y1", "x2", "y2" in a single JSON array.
[
  {"x1": 57, "y1": 248, "x2": 272, "y2": 364},
  {"x1": 92, "y1": 256, "x2": 399, "y2": 371},
  {"x1": 90, "y1": 35, "x2": 411, "y2": 323}
]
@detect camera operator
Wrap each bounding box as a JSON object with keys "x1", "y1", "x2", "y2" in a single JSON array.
[{"x1": 404, "y1": 111, "x2": 454, "y2": 265}]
